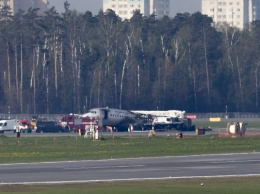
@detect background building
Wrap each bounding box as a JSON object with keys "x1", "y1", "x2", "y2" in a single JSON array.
[
  {"x1": 103, "y1": 0, "x2": 170, "y2": 20},
  {"x1": 0, "y1": 0, "x2": 49, "y2": 15},
  {"x1": 150, "y1": 0, "x2": 170, "y2": 18},
  {"x1": 202, "y1": 0, "x2": 260, "y2": 29}
]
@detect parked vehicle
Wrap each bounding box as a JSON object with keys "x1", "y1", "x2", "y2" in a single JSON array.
[
  {"x1": 19, "y1": 120, "x2": 32, "y2": 133},
  {"x1": 0, "y1": 120, "x2": 19, "y2": 133},
  {"x1": 55, "y1": 115, "x2": 100, "y2": 134},
  {"x1": 36, "y1": 121, "x2": 68, "y2": 133},
  {"x1": 31, "y1": 116, "x2": 38, "y2": 130}
]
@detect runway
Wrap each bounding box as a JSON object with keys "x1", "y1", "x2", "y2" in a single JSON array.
[{"x1": 0, "y1": 152, "x2": 260, "y2": 184}]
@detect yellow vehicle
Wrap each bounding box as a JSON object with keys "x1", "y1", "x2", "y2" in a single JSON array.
[{"x1": 31, "y1": 116, "x2": 38, "y2": 130}]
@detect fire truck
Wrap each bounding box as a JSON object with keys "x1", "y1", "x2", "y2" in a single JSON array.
[
  {"x1": 19, "y1": 119, "x2": 33, "y2": 133},
  {"x1": 129, "y1": 110, "x2": 196, "y2": 132},
  {"x1": 55, "y1": 115, "x2": 101, "y2": 134}
]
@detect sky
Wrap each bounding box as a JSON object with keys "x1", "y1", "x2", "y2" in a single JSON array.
[{"x1": 48, "y1": 0, "x2": 202, "y2": 17}]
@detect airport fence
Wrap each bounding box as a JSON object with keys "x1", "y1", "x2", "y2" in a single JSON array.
[
  {"x1": 1, "y1": 112, "x2": 260, "y2": 121},
  {"x1": 0, "y1": 114, "x2": 60, "y2": 121},
  {"x1": 194, "y1": 112, "x2": 260, "y2": 119}
]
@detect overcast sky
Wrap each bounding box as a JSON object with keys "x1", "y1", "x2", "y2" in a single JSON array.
[{"x1": 48, "y1": 0, "x2": 202, "y2": 17}]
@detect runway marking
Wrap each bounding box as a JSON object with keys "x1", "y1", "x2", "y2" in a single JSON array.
[
  {"x1": 0, "y1": 152, "x2": 259, "y2": 166},
  {"x1": 1, "y1": 174, "x2": 260, "y2": 185},
  {"x1": 210, "y1": 159, "x2": 260, "y2": 164},
  {"x1": 64, "y1": 165, "x2": 145, "y2": 170}
]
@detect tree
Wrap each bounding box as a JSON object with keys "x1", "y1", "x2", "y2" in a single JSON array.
[
  {"x1": 42, "y1": 7, "x2": 65, "y2": 113},
  {"x1": 0, "y1": 6, "x2": 13, "y2": 113}
]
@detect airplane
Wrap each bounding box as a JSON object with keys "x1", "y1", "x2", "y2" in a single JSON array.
[
  {"x1": 81, "y1": 107, "x2": 148, "y2": 129},
  {"x1": 80, "y1": 107, "x2": 189, "y2": 131}
]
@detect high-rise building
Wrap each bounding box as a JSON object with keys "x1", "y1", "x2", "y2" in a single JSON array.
[
  {"x1": 202, "y1": 0, "x2": 260, "y2": 29},
  {"x1": 0, "y1": 0, "x2": 49, "y2": 15},
  {"x1": 150, "y1": 0, "x2": 170, "y2": 18},
  {"x1": 103, "y1": 0, "x2": 170, "y2": 20}
]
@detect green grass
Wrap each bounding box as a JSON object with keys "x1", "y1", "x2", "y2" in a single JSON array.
[
  {"x1": 193, "y1": 120, "x2": 260, "y2": 129},
  {"x1": 0, "y1": 135, "x2": 260, "y2": 164},
  {"x1": 1, "y1": 177, "x2": 260, "y2": 194}
]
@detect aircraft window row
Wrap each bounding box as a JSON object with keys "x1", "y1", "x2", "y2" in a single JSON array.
[
  {"x1": 110, "y1": 114, "x2": 124, "y2": 117},
  {"x1": 109, "y1": 114, "x2": 135, "y2": 119},
  {"x1": 110, "y1": 114, "x2": 135, "y2": 119}
]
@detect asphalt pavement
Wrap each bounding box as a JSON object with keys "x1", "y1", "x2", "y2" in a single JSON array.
[{"x1": 0, "y1": 152, "x2": 260, "y2": 184}]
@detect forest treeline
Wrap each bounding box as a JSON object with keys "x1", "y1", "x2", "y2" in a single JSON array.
[{"x1": 1, "y1": 3, "x2": 260, "y2": 114}]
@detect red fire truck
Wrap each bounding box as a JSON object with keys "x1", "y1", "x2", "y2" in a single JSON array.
[
  {"x1": 19, "y1": 120, "x2": 33, "y2": 133},
  {"x1": 55, "y1": 115, "x2": 101, "y2": 134}
]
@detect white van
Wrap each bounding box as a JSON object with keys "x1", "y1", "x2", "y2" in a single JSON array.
[{"x1": 0, "y1": 120, "x2": 19, "y2": 133}]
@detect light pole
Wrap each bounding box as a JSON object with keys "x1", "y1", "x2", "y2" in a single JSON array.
[
  {"x1": 8, "y1": 106, "x2": 10, "y2": 119},
  {"x1": 225, "y1": 105, "x2": 228, "y2": 119}
]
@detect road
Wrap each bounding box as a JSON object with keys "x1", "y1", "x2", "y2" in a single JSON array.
[{"x1": 0, "y1": 153, "x2": 260, "y2": 184}]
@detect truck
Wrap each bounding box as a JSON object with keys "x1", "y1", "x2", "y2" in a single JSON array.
[
  {"x1": 36, "y1": 121, "x2": 67, "y2": 133},
  {"x1": 55, "y1": 115, "x2": 75, "y2": 132},
  {"x1": 129, "y1": 110, "x2": 196, "y2": 132},
  {"x1": 55, "y1": 115, "x2": 101, "y2": 134},
  {"x1": 152, "y1": 116, "x2": 195, "y2": 131},
  {"x1": 31, "y1": 115, "x2": 38, "y2": 130},
  {"x1": 19, "y1": 120, "x2": 33, "y2": 133},
  {"x1": 128, "y1": 116, "x2": 195, "y2": 132},
  {"x1": 0, "y1": 119, "x2": 19, "y2": 133}
]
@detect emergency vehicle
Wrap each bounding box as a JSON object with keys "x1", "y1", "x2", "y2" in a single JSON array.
[
  {"x1": 19, "y1": 120, "x2": 33, "y2": 133},
  {"x1": 55, "y1": 115, "x2": 101, "y2": 134}
]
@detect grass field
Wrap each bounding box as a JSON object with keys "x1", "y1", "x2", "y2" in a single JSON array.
[
  {"x1": 1, "y1": 177, "x2": 260, "y2": 194},
  {"x1": 0, "y1": 134, "x2": 260, "y2": 163},
  {"x1": 1, "y1": 125, "x2": 260, "y2": 194}
]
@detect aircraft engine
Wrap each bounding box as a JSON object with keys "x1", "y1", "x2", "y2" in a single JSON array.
[{"x1": 226, "y1": 122, "x2": 246, "y2": 136}]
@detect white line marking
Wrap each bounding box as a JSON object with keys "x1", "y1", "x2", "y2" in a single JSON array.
[
  {"x1": 210, "y1": 160, "x2": 260, "y2": 164},
  {"x1": 1, "y1": 174, "x2": 260, "y2": 185},
  {"x1": 64, "y1": 165, "x2": 145, "y2": 170},
  {"x1": 0, "y1": 152, "x2": 259, "y2": 166}
]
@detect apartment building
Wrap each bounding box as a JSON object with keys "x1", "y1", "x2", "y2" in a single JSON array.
[
  {"x1": 0, "y1": 0, "x2": 49, "y2": 15},
  {"x1": 202, "y1": 0, "x2": 260, "y2": 29},
  {"x1": 103, "y1": 0, "x2": 170, "y2": 20},
  {"x1": 150, "y1": 0, "x2": 170, "y2": 18}
]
